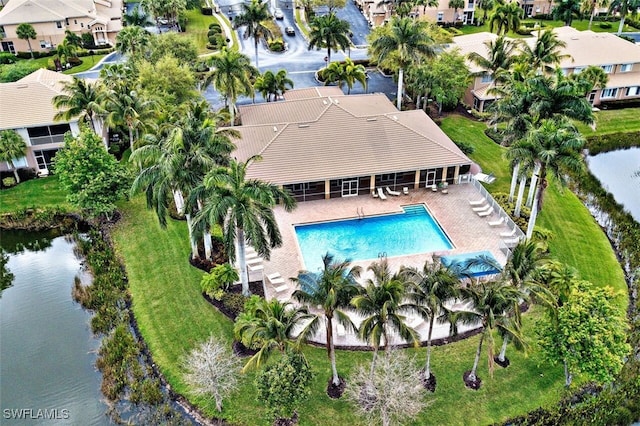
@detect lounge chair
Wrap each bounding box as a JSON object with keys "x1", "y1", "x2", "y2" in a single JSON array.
[
  {"x1": 478, "y1": 208, "x2": 494, "y2": 217},
  {"x1": 503, "y1": 237, "x2": 521, "y2": 247},
  {"x1": 246, "y1": 256, "x2": 263, "y2": 265},
  {"x1": 372, "y1": 188, "x2": 379, "y2": 198},
  {"x1": 377, "y1": 187, "x2": 387, "y2": 200},
  {"x1": 472, "y1": 204, "x2": 491, "y2": 212},
  {"x1": 469, "y1": 199, "x2": 485, "y2": 206},
  {"x1": 248, "y1": 263, "x2": 264, "y2": 272},
  {"x1": 386, "y1": 186, "x2": 401, "y2": 196},
  {"x1": 475, "y1": 172, "x2": 496, "y2": 184},
  {"x1": 500, "y1": 228, "x2": 517, "y2": 238},
  {"x1": 402, "y1": 187, "x2": 409, "y2": 195},
  {"x1": 488, "y1": 217, "x2": 505, "y2": 227},
  {"x1": 431, "y1": 184, "x2": 438, "y2": 192}
]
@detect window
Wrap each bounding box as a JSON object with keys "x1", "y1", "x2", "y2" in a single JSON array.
[
  {"x1": 601, "y1": 64, "x2": 613, "y2": 73},
  {"x1": 82, "y1": 23, "x2": 85, "y2": 28},
  {"x1": 40, "y1": 40, "x2": 47, "y2": 48},
  {"x1": 56, "y1": 21, "x2": 62, "y2": 28},
  {"x1": 621, "y1": 63, "x2": 633, "y2": 72},
  {"x1": 481, "y1": 73, "x2": 493, "y2": 83},
  {"x1": 601, "y1": 88, "x2": 618, "y2": 99},
  {"x1": 573, "y1": 67, "x2": 584, "y2": 74},
  {"x1": 437, "y1": 12, "x2": 444, "y2": 22},
  {"x1": 627, "y1": 86, "x2": 640, "y2": 96},
  {"x1": 74, "y1": 19, "x2": 77, "y2": 24},
  {"x1": 65, "y1": 18, "x2": 69, "y2": 26},
  {"x1": 27, "y1": 124, "x2": 71, "y2": 145}
]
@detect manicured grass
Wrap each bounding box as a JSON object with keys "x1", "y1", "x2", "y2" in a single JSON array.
[
  {"x1": 575, "y1": 108, "x2": 640, "y2": 136},
  {"x1": 0, "y1": 175, "x2": 71, "y2": 213},
  {"x1": 182, "y1": 9, "x2": 221, "y2": 54},
  {"x1": 65, "y1": 54, "x2": 108, "y2": 74},
  {"x1": 456, "y1": 18, "x2": 637, "y2": 37}
]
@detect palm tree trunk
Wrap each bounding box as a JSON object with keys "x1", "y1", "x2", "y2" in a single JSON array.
[
  {"x1": 237, "y1": 227, "x2": 250, "y2": 297},
  {"x1": 128, "y1": 126, "x2": 134, "y2": 151},
  {"x1": 254, "y1": 38, "x2": 260, "y2": 69},
  {"x1": 185, "y1": 213, "x2": 199, "y2": 259},
  {"x1": 469, "y1": 329, "x2": 485, "y2": 382},
  {"x1": 509, "y1": 163, "x2": 520, "y2": 202},
  {"x1": 514, "y1": 175, "x2": 527, "y2": 217},
  {"x1": 327, "y1": 46, "x2": 331, "y2": 65},
  {"x1": 526, "y1": 163, "x2": 541, "y2": 207},
  {"x1": 396, "y1": 67, "x2": 404, "y2": 110},
  {"x1": 369, "y1": 347, "x2": 379, "y2": 380},
  {"x1": 563, "y1": 359, "x2": 572, "y2": 386},
  {"x1": 10, "y1": 161, "x2": 21, "y2": 183},
  {"x1": 498, "y1": 335, "x2": 509, "y2": 362},
  {"x1": 617, "y1": 16, "x2": 625, "y2": 35},
  {"x1": 27, "y1": 40, "x2": 34, "y2": 59},
  {"x1": 88, "y1": 114, "x2": 96, "y2": 133},
  {"x1": 536, "y1": 165, "x2": 547, "y2": 212},
  {"x1": 327, "y1": 316, "x2": 340, "y2": 386},
  {"x1": 229, "y1": 100, "x2": 236, "y2": 127},
  {"x1": 588, "y1": 4, "x2": 596, "y2": 31},
  {"x1": 424, "y1": 315, "x2": 435, "y2": 380},
  {"x1": 526, "y1": 190, "x2": 539, "y2": 240},
  {"x1": 204, "y1": 228, "x2": 213, "y2": 260}
]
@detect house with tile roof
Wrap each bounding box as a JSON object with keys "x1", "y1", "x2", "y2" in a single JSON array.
[
  {"x1": 231, "y1": 88, "x2": 473, "y2": 202},
  {"x1": 0, "y1": 69, "x2": 81, "y2": 175},
  {"x1": 451, "y1": 27, "x2": 640, "y2": 112},
  {"x1": 0, "y1": 0, "x2": 123, "y2": 55}
]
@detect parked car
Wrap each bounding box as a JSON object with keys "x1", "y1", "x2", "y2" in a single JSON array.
[
  {"x1": 274, "y1": 8, "x2": 284, "y2": 19},
  {"x1": 285, "y1": 26, "x2": 295, "y2": 36}
]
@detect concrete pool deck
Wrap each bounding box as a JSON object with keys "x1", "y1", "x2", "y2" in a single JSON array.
[{"x1": 254, "y1": 182, "x2": 513, "y2": 347}]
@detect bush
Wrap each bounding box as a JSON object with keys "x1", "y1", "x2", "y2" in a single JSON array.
[
  {"x1": 268, "y1": 39, "x2": 285, "y2": 52},
  {"x1": 208, "y1": 22, "x2": 221, "y2": 30},
  {"x1": 201, "y1": 6, "x2": 213, "y2": 15},
  {"x1": 454, "y1": 139, "x2": 475, "y2": 155},
  {"x1": 598, "y1": 22, "x2": 612, "y2": 29},
  {"x1": 0, "y1": 52, "x2": 16, "y2": 64},
  {"x1": 516, "y1": 26, "x2": 532, "y2": 35},
  {"x1": 2, "y1": 176, "x2": 16, "y2": 187},
  {"x1": 221, "y1": 293, "x2": 246, "y2": 317}
]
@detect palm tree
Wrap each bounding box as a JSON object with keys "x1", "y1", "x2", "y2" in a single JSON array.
[
  {"x1": 254, "y1": 69, "x2": 293, "y2": 101},
  {"x1": 477, "y1": 0, "x2": 495, "y2": 23},
  {"x1": 608, "y1": 0, "x2": 640, "y2": 34},
  {"x1": 102, "y1": 87, "x2": 157, "y2": 150},
  {"x1": 368, "y1": 16, "x2": 436, "y2": 110},
  {"x1": 292, "y1": 253, "x2": 362, "y2": 389},
  {"x1": 321, "y1": 61, "x2": 347, "y2": 88},
  {"x1": 0, "y1": 130, "x2": 27, "y2": 183},
  {"x1": 53, "y1": 77, "x2": 103, "y2": 132},
  {"x1": 401, "y1": 257, "x2": 460, "y2": 384},
  {"x1": 115, "y1": 25, "x2": 151, "y2": 56},
  {"x1": 272, "y1": 69, "x2": 294, "y2": 99},
  {"x1": 63, "y1": 30, "x2": 83, "y2": 49},
  {"x1": 234, "y1": 299, "x2": 315, "y2": 371},
  {"x1": 194, "y1": 156, "x2": 296, "y2": 296},
  {"x1": 414, "y1": 0, "x2": 439, "y2": 14},
  {"x1": 553, "y1": 0, "x2": 582, "y2": 25},
  {"x1": 582, "y1": 0, "x2": 610, "y2": 30},
  {"x1": 164, "y1": 0, "x2": 186, "y2": 31},
  {"x1": 517, "y1": 29, "x2": 569, "y2": 73},
  {"x1": 16, "y1": 23, "x2": 37, "y2": 59},
  {"x1": 203, "y1": 48, "x2": 256, "y2": 126},
  {"x1": 457, "y1": 279, "x2": 525, "y2": 387},
  {"x1": 449, "y1": 0, "x2": 465, "y2": 21},
  {"x1": 234, "y1": 0, "x2": 272, "y2": 69},
  {"x1": 124, "y1": 5, "x2": 154, "y2": 27},
  {"x1": 468, "y1": 35, "x2": 518, "y2": 84},
  {"x1": 506, "y1": 116, "x2": 585, "y2": 213},
  {"x1": 308, "y1": 13, "x2": 351, "y2": 65},
  {"x1": 489, "y1": 2, "x2": 523, "y2": 35},
  {"x1": 351, "y1": 259, "x2": 419, "y2": 379},
  {"x1": 341, "y1": 58, "x2": 367, "y2": 94}
]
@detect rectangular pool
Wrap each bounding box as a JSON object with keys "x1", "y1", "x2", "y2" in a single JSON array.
[{"x1": 294, "y1": 205, "x2": 453, "y2": 271}]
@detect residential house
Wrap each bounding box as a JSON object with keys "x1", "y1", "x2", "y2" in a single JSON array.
[
  {"x1": 355, "y1": 0, "x2": 476, "y2": 27},
  {"x1": 231, "y1": 87, "x2": 473, "y2": 202},
  {"x1": 0, "y1": 0, "x2": 123, "y2": 55}
]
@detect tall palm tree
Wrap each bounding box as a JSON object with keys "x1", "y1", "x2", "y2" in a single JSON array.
[
  {"x1": 115, "y1": 25, "x2": 151, "y2": 56},
  {"x1": 414, "y1": 0, "x2": 439, "y2": 15},
  {"x1": 292, "y1": 253, "x2": 362, "y2": 388},
  {"x1": 53, "y1": 77, "x2": 103, "y2": 132},
  {"x1": 489, "y1": 2, "x2": 523, "y2": 35},
  {"x1": 203, "y1": 48, "x2": 256, "y2": 126},
  {"x1": 608, "y1": 0, "x2": 640, "y2": 34},
  {"x1": 477, "y1": 0, "x2": 495, "y2": 23},
  {"x1": 457, "y1": 279, "x2": 525, "y2": 387},
  {"x1": 341, "y1": 58, "x2": 367, "y2": 94},
  {"x1": 368, "y1": 16, "x2": 436, "y2": 110},
  {"x1": 194, "y1": 156, "x2": 296, "y2": 296},
  {"x1": 517, "y1": 29, "x2": 570, "y2": 73},
  {"x1": 401, "y1": 257, "x2": 460, "y2": 384},
  {"x1": 16, "y1": 23, "x2": 37, "y2": 59},
  {"x1": 506, "y1": 116, "x2": 585, "y2": 212},
  {"x1": 130, "y1": 100, "x2": 236, "y2": 259},
  {"x1": 351, "y1": 259, "x2": 419, "y2": 378},
  {"x1": 272, "y1": 69, "x2": 294, "y2": 99},
  {"x1": 308, "y1": 13, "x2": 351, "y2": 65},
  {"x1": 234, "y1": 299, "x2": 315, "y2": 371},
  {"x1": 102, "y1": 88, "x2": 157, "y2": 150},
  {"x1": 448, "y1": 0, "x2": 465, "y2": 21},
  {"x1": 553, "y1": 0, "x2": 582, "y2": 25},
  {"x1": 0, "y1": 130, "x2": 27, "y2": 183},
  {"x1": 468, "y1": 35, "x2": 518, "y2": 84},
  {"x1": 234, "y1": 0, "x2": 272, "y2": 69},
  {"x1": 582, "y1": 0, "x2": 610, "y2": 30}
]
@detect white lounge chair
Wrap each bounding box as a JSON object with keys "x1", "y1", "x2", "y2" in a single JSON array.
[
  {"x1": 248, "y1": 263, "x2": 264, "y2": 272},
  {"x1": 431, "y1": 184, "x2": 438, "y2": 192},
  {"x1": 472, "y1": 204, "x2": 491, "y2": 212},
  {"x1": 372, "y1": 188, "x2": 379, "y2": 198},
  {"x1": 503, "y1": 237, "x2": 521, "y2": 246},
  {"x1": 386, "y1": 186, "x2": 401, "y2": 196},
  {"x1": 478, "y1": 208, "x2": 494, "y2": 217},
  {"x1": 488, "y1": 217, "x2": 505, "y2": 227},
  {"x1": 246, "y1": 256, "x2": 263, "y2": 265},
  {"x1": 469, "y1": 199, "x2": 486, "y2": 206},
  {"x1": 402, "y1": 187, "x2": 409, "y2": 195},
  {"x1": 475, "y1": 172, "x2": 496, "y2": 184},
  {"x1": 267, "y1": 272, "x2": 285, "y2": 285},
  {"x1": 500, "y1": 228, "x2": 517, "y2": 238},
  {"x1": 377, "y1": 187, "x2": 387, "y2": 200}
]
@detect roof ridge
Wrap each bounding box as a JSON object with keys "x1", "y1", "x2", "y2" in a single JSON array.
[{"x1": 257, "y1": 123, "x2": 288, "y2": 156}]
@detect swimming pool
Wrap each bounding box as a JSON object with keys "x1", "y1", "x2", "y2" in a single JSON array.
[
  {"x1": 294, "y1": 205, "x2": 453, "y2": 271},
  {"x1": 440, "y1": 251, "x2": 502, "y2": 277}
]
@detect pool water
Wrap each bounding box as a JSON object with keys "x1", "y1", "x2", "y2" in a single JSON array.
[
  {"x1": 440, "y1": 251, "x2": 501, "y2": 277},
  {"x1": 295, "y1": 205, "x2": 453, "y2": 271}
]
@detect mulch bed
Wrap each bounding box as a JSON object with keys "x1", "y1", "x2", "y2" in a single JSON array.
[
  {"x1": 232, "y1": 340, "x2": 259, "y2": 358},
  {"x1": 273, "y1": 411, "x2": 298, "y2": 426},
  {"x1": 326, "y1": 377, "x2": 346, "y2": 399},
  {"x1": 202, "y1": 281, "x2": 265, "y2": 320},
  {"x1": 494, "y1": 356, "x2": 511, "y2": 368},
  {"x1": 420, "y1": 371, "x2": 437, "y2": 392},
  {"x1": 463, "y1": 370, "x2": 482, "y2": 390}
]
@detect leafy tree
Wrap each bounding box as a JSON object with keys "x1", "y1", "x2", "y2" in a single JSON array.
[
  {"x1": 308, "y1": 12, "x2": 352, "y2": 65},
  {"x1": 314, "y1": 0, "x2": 347, "y2": 12},
  {"x1": 194, "y1": 156, "x2": 295, "y2": 296},
  {"x1": 137, "y1": 56, "x2": 198, "y2": 106},
  {"x1": 346, "y1": 350, "x2": 426, "y2": 426},
  {"x1": 489, "y1": 2, "x2": 523, "y2": 35},
  {"x1": 53, "y1": 128, "x2": 131, "y2": 220},
  {"x1": 234, "y1": 299, "x2": 314, "y2": 370},
  {"x1": 608, "y1": 0, "x2": 640, "y2": 34},
  {"x1": 292, "y1": 253, "x2": 362, "y2": 389},
  {"x1": 553, "y1": 0, "x2": 582, "y2": 25},
  {"x1": 421, "y1": 50, "x2": 469, "y2": 115},
  {"x1": 0, "y1": 61, "x2": 41, "y2": 83},
  {"x1": 368, "y1": 16, "x2": 436, "y2": 110},
  {"x1": 124, "y1": 5, "x2": 154, "y2": 27},
  {"x1": 401, "y1": 257, "x2": 460, "y2": 384},
  {"x1": 148, "y1": 32, "x2": 198, "y2": 64},
  {"x1": 203, "y1": 48, "x2": 256, "y2": 126},
  {"x1": 538, "y1": 282, "x2": 630, "y2": 386},
  {"x1": 182, "y1": 336, "x2": 240, "y2": 412},
  {"x1": 115, "y1": 25, "x2": 151, "y2": 56},
  {"x1": 517, "y1": 29, "x2": 569, "y2": 73},
  {"x1": 234, "y1": 0, "x2": 272, "y2": 69},
  {"x1": 16, "y1": 23, "x2": 37, "y2": 59},
  {"x1": 53, "y1": 77, "x2": 104, "y2": 132},
  {"x1": 351, "y1": 259, "x2": 419, "y2": 379},
  {"x1": 0, "y1": 130, "x2": 27, "y2": 183},
  {"x1": 448, "y1": 0, "x2": 465, "y2": 21},
  {"x1": 255, "y1": 351, "x2": 313, "y2": 423}
]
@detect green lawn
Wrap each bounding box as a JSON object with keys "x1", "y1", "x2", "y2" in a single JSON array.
[
  {"x1": 457, "y1": 17, "x2": 637, "y2": 37},
  {"x1": 575, "y1": 108, "x2": 640, "y2": 136},
  {"x1": 182, "y1": 9, "x2": 240, "y2": 55},
  {"x1": 0, "y1": 175, "x2": 70, "y2": 213},
  {"x1": 10, "y1": 54, "x2": 108, "y2": 75}
]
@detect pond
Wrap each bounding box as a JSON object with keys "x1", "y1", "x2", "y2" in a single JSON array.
[
  {"x1": 1, "y1": 230, "x2": 110, "y2": 425},
  {"x1": 587, "y1": 147, "x2": 640, "y2": 223}
]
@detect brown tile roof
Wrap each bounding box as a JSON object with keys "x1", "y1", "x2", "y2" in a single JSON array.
[
  {"x1": 0, "y1": 69, "x2": 76, "y2": 129},
  {"x1": 232, "y1": 95, "x2": 471, "y2": 185},
  {"x1": 282, "y1": 86, "x2": 344, "y2": 100}
]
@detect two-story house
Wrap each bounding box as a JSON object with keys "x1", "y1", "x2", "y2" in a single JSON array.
[
  {"x1": 355, "y1": 0, "x2": 476, "y2": 27},
  {"x1": 0, "y1": 0, "x2": 123, "y2": 55}
]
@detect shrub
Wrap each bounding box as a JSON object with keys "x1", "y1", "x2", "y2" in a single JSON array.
[
  {"x1": 454, "y1": 140, "x2": 475, "y2": 155},
  {"x1": 516, "y1": 26, "x2": 532, "y2": 35},
  {"x1": 0, "y1": 52, "x2": 16, "y2": 64},
  {"x1": 2, "y1": 177, "x2": 16, "y2": 187},
  {"x1": 201, "y1": 6, "x2": 213, "y2": 15},
  {"x1": 598, "y1": 22, "x2": 612, "y2": 29},
  {"x1": 221, "y1": 293, "x2": 246, "y2": 317},
  {"x1": 208, "y1": 22, "x2": 221, "y2": 30},
  {"x1": 268, "y1": 39, "x2": 285, "y2": 52}
]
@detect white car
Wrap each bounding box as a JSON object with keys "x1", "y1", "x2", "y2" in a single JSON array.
[{"x1": 274, "y1": 8, "x2": 284, "y2": 19}]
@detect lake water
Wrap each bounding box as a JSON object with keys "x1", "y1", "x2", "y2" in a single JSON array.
[
  {"x1": 0, "y1": 230, "x2": 109, "y2": 425},
  {"x1": 587, "y1": 147, "x2": 640, "y2": 223}
]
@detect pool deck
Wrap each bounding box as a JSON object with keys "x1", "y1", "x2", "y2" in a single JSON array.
[{"x1": 251, "y1": 182, "x2": 514, "y2": 347}]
